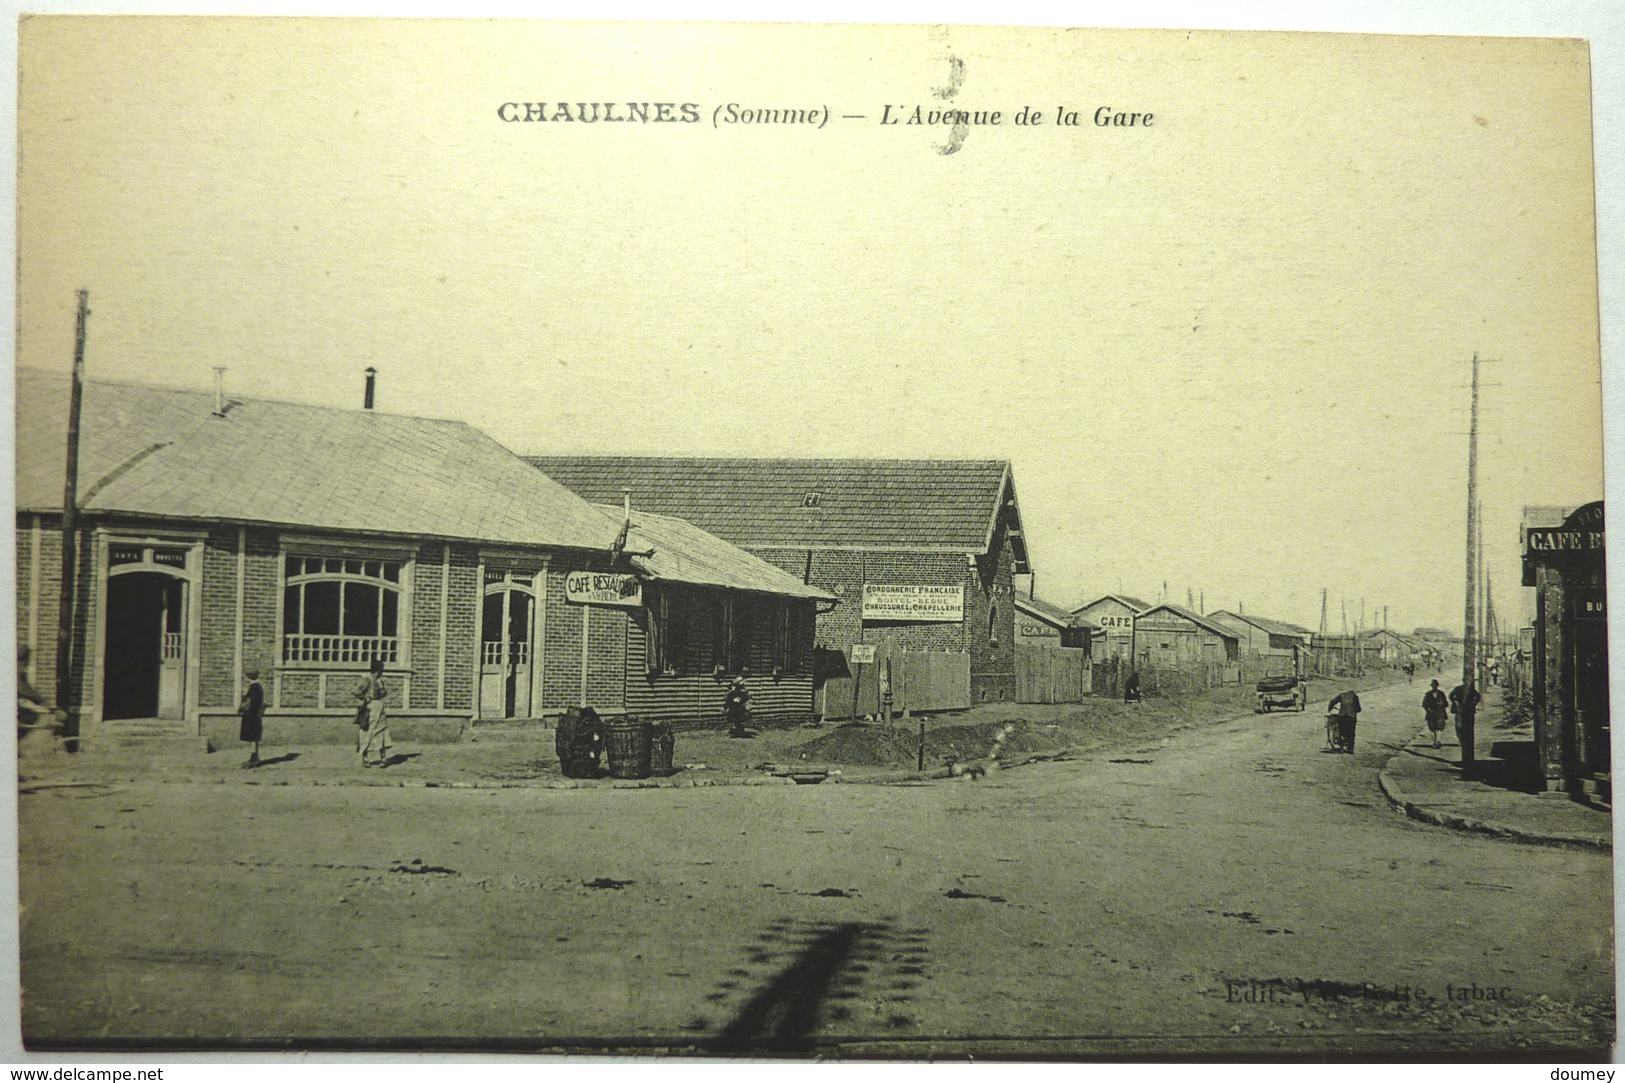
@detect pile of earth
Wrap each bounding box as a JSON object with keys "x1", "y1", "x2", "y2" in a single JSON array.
[
  {"x1": 788, "y1": 722, "x2": 918, "y2": 767},
  {"x1": 789, "y1": 718, "x2": 1075, "y2": 769},
  {"x1": 925, "y1": 720, "x2": 1072, "y2": 763}
]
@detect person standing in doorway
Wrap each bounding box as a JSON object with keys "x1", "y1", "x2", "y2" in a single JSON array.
[
  {"x1": 238, "y1": 667, "x2": 266, "y2": 768},
  {"x1": 1423, "y1": 679, "x2": 1449, "y2": 749},
  {"x1": 724, "y1": 675, "x2": 751, "y2": 738},
  {"x1": 355, "y1": 658, "x2": 391, "y2": 767}
]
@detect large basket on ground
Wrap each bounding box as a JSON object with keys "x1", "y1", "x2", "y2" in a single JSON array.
[
  {"x1": 556, "y1": 707, "x2": 605, "y2": 778},
  {"x1": 606, "y1": 717, "x2": 653, "y2": 779}
]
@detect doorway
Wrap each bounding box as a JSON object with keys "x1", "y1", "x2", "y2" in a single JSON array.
[
  {"x1": 480, "y1": 576, "x2": 535, "y2": 719},
  {"x1": 104, "y1": 571, "x2": 187, "y2": 721},
  {"x1": 1572, "y1": 590, "x2": 1609, "y2": 779}
]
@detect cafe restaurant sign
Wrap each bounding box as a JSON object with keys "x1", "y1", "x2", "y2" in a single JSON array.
[
  {"x1": 564, "y1": 571, "x2": 644, "y2": 608},
  {"x1": 862, "y1": 584, "x2": 964, "y2": 623}
]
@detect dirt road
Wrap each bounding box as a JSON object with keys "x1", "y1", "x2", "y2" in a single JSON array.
[{"x1": 20, "y1": 678, "x2": 1613, "y2": 1055}]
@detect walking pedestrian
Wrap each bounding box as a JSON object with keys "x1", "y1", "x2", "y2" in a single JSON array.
[
  {"x1": 16, "y1": 645, "x2": 65, "y2": 743},
  {"x1": 1123, "y1": 671, "x2": 1142, "y2": 705},
  {"x1": 1449, "y1": 682, "x2": 1482, "y2": 748},
  {"x1": 1328, "y1": 690, "x2": 1361, "y2": 753},
  {"x1": 355, "y1": 658, "x2": 392, "y2": 767},
  {"x1": 238, "y1": 667, "x2": 266, "y2": 767},
  {"x1": 1423, "y1": 679, "x2": 1449, "y2": 749}
]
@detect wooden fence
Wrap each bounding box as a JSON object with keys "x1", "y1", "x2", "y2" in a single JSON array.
[
  {"x1": 1092, "y1": 656, "x2": 1298, "y2": 698},
  {"x1": 814, "y1": 645, "x2": 971, "y2": 719},
  {"x1": 1016, "y1": 644, "x2": 1091, "y2": 704}
]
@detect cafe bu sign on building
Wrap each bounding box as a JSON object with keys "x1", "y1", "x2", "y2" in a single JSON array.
[
  {"x1": 1523, "y1": 501, "x2": 1605, "y2": 559},
  {"x1": 564, "y1": 571, "x2": 643, "y2": 608}
]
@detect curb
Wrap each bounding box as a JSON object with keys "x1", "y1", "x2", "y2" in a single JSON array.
[
  {"x1": 1376, "y1": 752, "x2": 1612, "y2": 852},
  {"x1": 18, "y1": 770, "x2": 810, "y2": 792}
]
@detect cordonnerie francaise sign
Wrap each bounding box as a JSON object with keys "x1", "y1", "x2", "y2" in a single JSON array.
[
  {"x1": 862, "y1": 584, "x2": 965, "y2": 623},
  {"x1": 564, "y1": 571, "x2": 643, "y2": 608}
]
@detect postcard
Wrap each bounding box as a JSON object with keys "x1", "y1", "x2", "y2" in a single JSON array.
[{"x1": 11, "y1": 16, "x2": 1613, "y2": 1057}]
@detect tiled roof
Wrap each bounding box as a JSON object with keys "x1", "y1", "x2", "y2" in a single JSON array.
[
  {"x1": 1014, "y1": 594, "x2": 1081, "y2": 628},
  {"x1": 599, "y1": 506, "x2": 834, "y2": 602},
  {"x1": 1135, "y1": 603, "x2": 1240, "y2": 641},
  {"x1": 526, "y1": 456, "x2": 1021, "y2": 561},
  {"x1": 16, "y1": 370, "x2": 619, "y2": 550}
]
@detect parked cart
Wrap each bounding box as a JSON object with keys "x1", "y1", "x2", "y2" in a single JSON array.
[{"x1": 1255, "y1": 675, "x2": 1307, "y2": 713}]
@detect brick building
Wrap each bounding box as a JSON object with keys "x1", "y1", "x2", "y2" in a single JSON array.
[
  {"x1": 16, "y1": 371, "x2": 829, "y2": 746},
  {"x1": 527, "y1": 457, "x2": 1030, "y2": 708}
]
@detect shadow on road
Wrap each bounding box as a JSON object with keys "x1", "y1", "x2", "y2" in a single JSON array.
[{"x1": 703, "y1": 918, "x2": 929, "y2": 1053}]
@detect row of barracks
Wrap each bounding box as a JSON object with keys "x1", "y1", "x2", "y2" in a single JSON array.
[
  {"x1": 15, "y1": 370, "x2": 832, "y2": 746},
  {"x1": 1071, "y1": 593, "x2": 1447, "y2": 680}
]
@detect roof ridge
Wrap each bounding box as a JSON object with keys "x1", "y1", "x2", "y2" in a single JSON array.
[
  {"x1": 530, "y1": 453, "x2": 1011, "y2": 466},
  {"x1": 17, "y1": 367, "x2": 473, "y2": 429}
]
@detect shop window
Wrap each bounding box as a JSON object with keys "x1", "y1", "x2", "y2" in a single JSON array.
[
  {"x1": 729, "y1": 597, "x2": 754, "y2": 674},
  {"x1": 772, "y1": 603, "x2": 814, "y2": 673},
  {"x1": 696, "y1": 593, "x2": 757, "y2": 676},
  {"x1": 283, "y1": 554, "x2": 404, "y2": 664},
  {"x1": 645, "y1": 589, "x2": 675, "y2": 675}
]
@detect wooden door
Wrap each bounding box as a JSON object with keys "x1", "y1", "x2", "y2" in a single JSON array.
[
  {"x1": 156, "y1": 579, "x2": 185, "y2": 720},
  {"x1": 1572, "y1": 590, "x2": 1609, "y2": 778},
  {"x1": 480, "y1": 579, "x2": 536, "y2": 719}
]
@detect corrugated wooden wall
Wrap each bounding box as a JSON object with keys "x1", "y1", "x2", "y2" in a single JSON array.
[
  {"x1": 1016, "y1": 644, "x2": 1091, "y2": 704},
  {"x1": 622, "y1": 608, "x2": 814, "y2": 728}
]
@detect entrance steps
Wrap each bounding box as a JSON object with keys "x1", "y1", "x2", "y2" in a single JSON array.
[
  {"x1": 77, "y1": 718, "x2": 212, "y2": 755},
  {"x1": 465, "y1": 716, "x2": 555, "y2": 741}
]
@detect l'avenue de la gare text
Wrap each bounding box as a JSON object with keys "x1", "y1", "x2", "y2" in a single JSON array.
[{"x1": 495, "y1": 102, "x2": 1154, "y2": 128}]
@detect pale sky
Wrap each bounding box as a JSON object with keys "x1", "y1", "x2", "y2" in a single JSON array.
[{"x1": 15, "y1": 18, "x2": 1606, "y2": 634}]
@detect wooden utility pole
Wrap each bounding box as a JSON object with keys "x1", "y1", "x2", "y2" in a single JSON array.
[
  {"x1": 1461, "y1": 353, "x2": 1480, "y2": 775},
  {"x1": 55, "y1": 289, "x2": 89, "y2": 732},
  {"x1": 1481, "y1": 502, "x2": 1490, "y2": 683}
]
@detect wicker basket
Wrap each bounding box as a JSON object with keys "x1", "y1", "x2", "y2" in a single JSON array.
[{"x1": 606, "y1": 717, "x2": 652, "y2": 779}]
